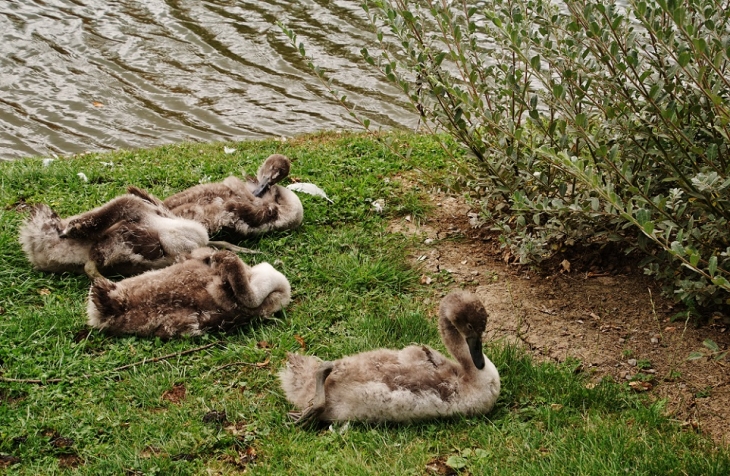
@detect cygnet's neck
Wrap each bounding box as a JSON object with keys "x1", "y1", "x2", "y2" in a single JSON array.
[{"x1": 439, "y1": 314, "x2": 476, "y2": 374}]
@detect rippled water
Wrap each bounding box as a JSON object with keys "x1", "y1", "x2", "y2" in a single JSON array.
[{"x1": 0, "y1": 0, "x2": 417, "y2": 160}]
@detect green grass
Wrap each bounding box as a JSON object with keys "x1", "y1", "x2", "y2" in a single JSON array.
[{"x1": 1, "y1": 131, "x2": 728, "y2": 475}]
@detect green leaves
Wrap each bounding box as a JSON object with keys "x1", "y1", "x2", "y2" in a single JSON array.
[
  {"x1": 689, "y1": 339, "x2": 728, "y2": 362},
  {"x1": 704, "y1": 338, "x2": 720, "y2": 353},
  {"x1": 678, "y1": 51, "x2": 692, "y2": 67},
  {"x1": 352, "y1": 0, "x2": 730, "y2": 309},
  {"x1": 446, "y1": 455, "x2": 468, "y2": 470},
  {"x1": 530, "y1": 54, "x2": 541, "y2": 71},
  {"x1": 709, "y1": 255, "x2": 718, "y2": 277}
]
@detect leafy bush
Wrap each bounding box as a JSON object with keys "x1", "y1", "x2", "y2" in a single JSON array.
[{"x1": 285, "y1": 0, "x2": 730, "y2": 311}]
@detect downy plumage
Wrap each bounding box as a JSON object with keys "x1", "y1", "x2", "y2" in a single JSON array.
[
  {"x1": 163, "y1": 154, "x2": 303, "y2": 236},
  {"x1": 86, "y1": 247, "x2": 291, "y2": 338},
  {"x1": 19, "y1": 187, "x2": 210, "y2": 276},
  {"x1": 279, "y1": 290, "x2": 500, "y2": 424}
]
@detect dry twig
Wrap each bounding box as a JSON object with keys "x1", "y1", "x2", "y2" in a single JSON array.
[{"x1": 0, "y1": 341, "x2": 221, "y2": 385}]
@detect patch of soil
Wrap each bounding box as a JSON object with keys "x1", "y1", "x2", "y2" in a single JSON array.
[
  {"x1": 202, "y1": 410, "x2": 228, "y2": 425},
  {"x1": 390, "y1": 190, "x2": 730, "y2": 444},
  {"x1": 0, "y1": 454, "x2": 21, "y2": 468},
  {"x1": 58, "y1": 454, "x2": 83, "y2": 469},
  {"x1": 161, "y1": 383, "x2": 187, "y2": 404},
  {"x1": 425, "y1": 456, "x2": 457, "y2": 475}
]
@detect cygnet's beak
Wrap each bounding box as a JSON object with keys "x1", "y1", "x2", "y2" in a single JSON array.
[
  {"x1": 252, "y1": 178, "x2": 271, "y2": 197},
  {"x1": 467, "y1": 336, "x2": 485, "y2": 370}
]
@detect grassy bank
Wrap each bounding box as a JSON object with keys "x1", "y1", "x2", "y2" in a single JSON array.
[{"x1": 1, "y1": 132, "x2": 728, "y2": 475}]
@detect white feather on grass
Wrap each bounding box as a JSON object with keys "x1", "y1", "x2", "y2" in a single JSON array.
[
  {"x1": 372, "y1": 199, "x2": 384, "y2": 213},
  {"x1": 224, "y1": 146, "x2": 237, "y2": 154},
  {"x1": 286, "y1": 182, "x2": 333, "y2": 203}
]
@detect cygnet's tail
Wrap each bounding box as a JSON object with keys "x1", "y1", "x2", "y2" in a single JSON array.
[
  {"x1": 18, "y1": 204, "x2": 84, "y2": 272},
  {"x1": 279, "y1": 353, "x2": 323, "y2": 409},
  {"x1": 86, "y1": 278, "x2": 124, "y2": 331}
]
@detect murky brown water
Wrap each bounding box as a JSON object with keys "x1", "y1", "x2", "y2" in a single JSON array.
[{"x1": 0, "y1": 0, "x2": 417, "y2": 160}]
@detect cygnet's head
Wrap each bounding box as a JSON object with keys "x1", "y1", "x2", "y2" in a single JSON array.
[
  {"x1": 440, "y1": 290, "x2": 489, "y2": 369},
  {"x1": 253, "y1": 154, "x2": 291, "y2": 197}
]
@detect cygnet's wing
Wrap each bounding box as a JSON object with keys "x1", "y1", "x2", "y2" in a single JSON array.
[{"x1": 163, "y1": 181, "x2": 237, "y2": 210}]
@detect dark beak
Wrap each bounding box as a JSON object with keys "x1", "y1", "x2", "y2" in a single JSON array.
[
  {"x1": 467, "y1": 336, "x2": 485, "y2": 370},
  {"x1": 252, "y1": 179, "x2": 270, "y2": 197}
]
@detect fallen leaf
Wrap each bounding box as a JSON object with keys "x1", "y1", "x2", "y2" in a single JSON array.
[
  {"x1": 224, "y1": 421, "x2": 249, "y2": 437},
  {"x1": 92, "y1": 101, "x2": 103, "y2": 107},
  {"x1": 223, "y1": 446, "x2": 258, "y2": 470},
  {"x1": 629, "y1": 381, "x2": 653, "y2": 392},
  {"x1": 560, "y1": 259, "x2": 571, "y2": 272},
  {"x1": 294, "y1": 335, "x2": 306, "y2": 349},
  {"x1": 420, "y1": 275, "x2": 433, "y2": 285},
  {"x1": 243, "y1": 446, "x2": 257, "y2": 462},
  {"x1": 50, "y1": 436, "x2": 74, "y2": 448},
  {"x1": 503, "y1": 250, "x2": 512, "y2": 263},
  {"x1": 468, "y1": 211, "x2": 483, "y2": 227},
  {"x1": 425, "y1": 456, "x2": 457, "y2": 475},
  {"x1": 140, "y1": 446, "x2": 161, "y2": 459},
  {"x1": 257, "y1": 341, "x2": 271, "y2": 349},
  {"x1": 38, "y1": 288, "x2": 51, "y2": 296},
  {"x1": 681, "y1": 419, "x2": 700, "y2": 430},
  {"x1": 255, "y1": 358, "x2": 270, "y2": 368}
]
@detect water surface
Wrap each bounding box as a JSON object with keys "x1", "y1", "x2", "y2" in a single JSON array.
[{"x1": 0, "y1": 0, "x2": 416, "y2": 160}]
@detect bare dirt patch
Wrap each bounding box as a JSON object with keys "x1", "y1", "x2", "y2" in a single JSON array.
[
  {"x1": 161, "y1": 383, "x2": 187, "y2": 405},
  {"x1": 390, "y1": 189, "x2": 730, "y2": 444}
]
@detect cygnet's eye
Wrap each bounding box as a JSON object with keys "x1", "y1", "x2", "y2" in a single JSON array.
[{"x1": 466, "y1": 323, "x2": 474, "y2": 331}]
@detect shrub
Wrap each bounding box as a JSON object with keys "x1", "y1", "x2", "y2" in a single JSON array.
[{"x1": 284, "y1": 0, "x2": 730, "y2": 312}]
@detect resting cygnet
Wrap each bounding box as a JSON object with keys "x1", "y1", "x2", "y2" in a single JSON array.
[
  {"x1": 18, "y1": 187, "x2": 210, "y2": 276},
  {"x1": 279, "y1": 290, "x2": 500, "y2": 424},
  {"x1": 86, "y1": 247, "x2": 291, "y2": 338},
  {"x1": 163, "y1": 154, "x2": 303, "y2": 236}
]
